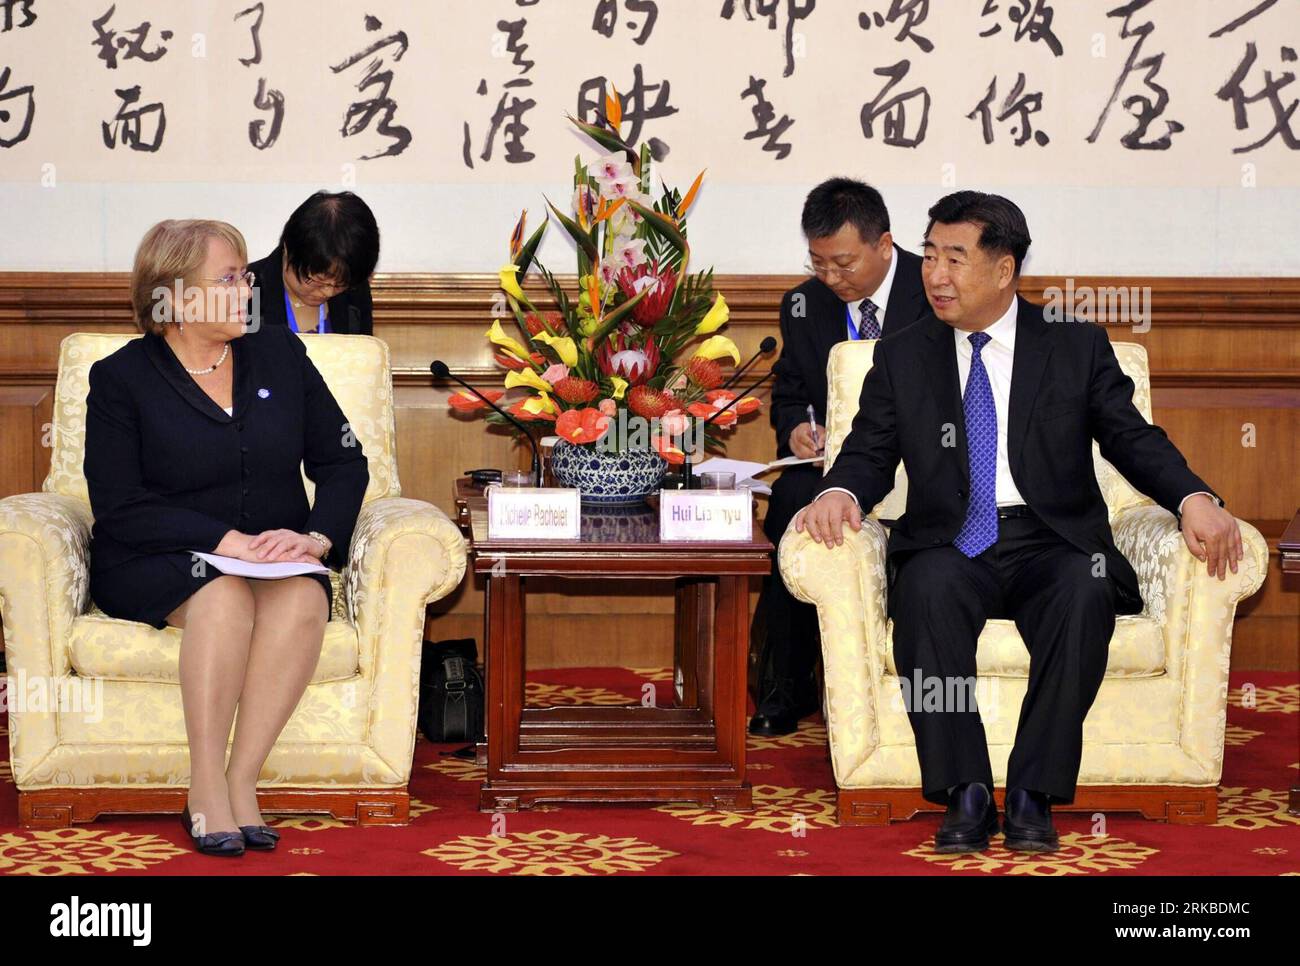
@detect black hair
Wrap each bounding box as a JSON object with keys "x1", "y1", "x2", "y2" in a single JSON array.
[
  {"x1": 280, "y1": 191, "x2": 380, "y2": 289},
  {"x1": 801, "y1": 177, "x2": 891, "y2": 244},
  {"x1": 925, "y1": 190, "x2": 1031, "y2": 276}
]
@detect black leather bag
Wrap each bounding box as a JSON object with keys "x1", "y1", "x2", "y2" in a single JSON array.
[{"x1": 418, "y1": 639, "x2": 485, "y2": 743}]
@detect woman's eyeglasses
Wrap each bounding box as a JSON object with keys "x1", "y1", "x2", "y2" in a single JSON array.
[{"x1": 202, "y1": 269, "x2": 256, "y2": 287}]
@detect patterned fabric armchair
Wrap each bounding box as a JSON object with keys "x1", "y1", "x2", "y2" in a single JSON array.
[
  {"x1": 0, "y1": 333, "x2": 467, "y2": 828},
  {"x1": 778, "y1": 339, "x2": 1268, "y2": 826}
]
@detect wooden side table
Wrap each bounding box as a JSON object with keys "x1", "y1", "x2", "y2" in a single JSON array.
[{"x1": 465, "y1": 495, "x2": 771, "y2": 811}]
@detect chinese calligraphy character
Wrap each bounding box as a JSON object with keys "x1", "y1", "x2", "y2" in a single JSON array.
[
  {"x1": 91, "y1": 5, "x2": 172, "y2": 70},
  {"x1": 0, "y1": 66, "x2": 35, "y2": 147},
  {"x1": 330, "y1": 15, "x2": 411, "y2": 161},
  {"x1": 968, "y1": 73, "x2": 1050, "y2": 146},
  {"x1": 979, "y1": 0, "x2": 1062, "y2": 57},
  {"x1": 860, "y1": 59, "x2": 929, "y2": 148},
  {"x1": 741, "y1": 75, "x2": 795, "y2": 158},
  {"x1": 1, "y1": 0, "x2": 36, "y2": 33},
  {"x1": 463, "y1": 16, "x2": 541, "y2": 168},
  {"x1": 720, "y1": 0, "x2": 816, "y2": 78},
  {"x1": 1087, "y1": 0, "x2": 1183, "y2": 151},
  {"x1": 859, "y1": 0, "x2": 933, "y2": 54},
  {"x1": 592, "y1": 0, "x2": 659, "y2": 45},
  {"x1": 578, "y1": 63, "x2": 678, "y2": 146},
  {"x1": 1216, "y1": 42, "x2": 1299, "y2": 152},
  {"x1": 235, "y1": 2, "x2": 264, "y2": 67},
  {"x1": 249, "y1": 76, "x2": 284, "y2": 150},
  {"x1": 101, "y1": 85, "x2": 165, "y2": 152},
  {"x1": 1210, "y1": 0, "x2": 1279, "y2": 39}
]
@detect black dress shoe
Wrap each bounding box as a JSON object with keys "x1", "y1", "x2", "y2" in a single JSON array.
[
  {"x1": 934, "y1": 782, "x2": 999, "y2": 853},
  {"x1": 240, "y1": 824, "x2": 281, "y2": 851},
  {"x1": 1003, "y1": 787, "x2": 1060, "y2": 852},
  {"x1": 180, "y1": 806, "x2": 244, "y2": 857},
  {"x1": 748, "y1": 710, "x2": 803, "y2": 736}
]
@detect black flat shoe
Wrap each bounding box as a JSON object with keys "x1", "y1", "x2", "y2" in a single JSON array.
[
  {"x1": 934, "y1": 782, "x2": 999, "y2": 853},
  {"x1": 180, "y1": 806, "x2": 245, "y2": 857},
  {"x1": 1003, "y1": 787, "x2": 1060, "y2": 852},
  {"x1": 240, "y1": 825, "x2": 281, "y2": 851}
]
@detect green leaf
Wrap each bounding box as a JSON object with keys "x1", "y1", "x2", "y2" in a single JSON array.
[
  {"x1": 566, "y1": 113, "x2": 635, "y2": 159},
  {"x1": 586, "y1": 286, "x2": 650, "y2": 348},
  {"x1": 514, "y1": 219, "x2": 548, "y2": 279},
  {"x1": 628, "y1": 200, "x2": 689, "y2": 257},
  {"x1": 545, "y1": 196, "x2": 600, "y2": 264}
]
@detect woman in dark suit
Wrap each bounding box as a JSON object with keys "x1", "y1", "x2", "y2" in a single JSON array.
[
  {"x1": 247, "y1": 190, "x2": 379, "y2": 335},
  {"x1": 85, "y1": 219, "x2": 369, "y2": 856}
]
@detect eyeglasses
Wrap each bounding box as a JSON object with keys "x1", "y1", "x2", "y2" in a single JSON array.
[
  {"x1": 201, "y1": 269, "x2": 256, "y2": 287},
  {"x1": 803, "y1": 254, "x2": 866, "y2": 281},
  {"x1": 300, "y1": 272, "x2": 347, "y2": 293}
]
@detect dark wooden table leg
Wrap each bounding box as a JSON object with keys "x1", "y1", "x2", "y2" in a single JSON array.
[
  {"x1": 712, "y1": 574, "x2": 752, "y2": 808},
  {"x1": 482, "y1": 573, "x2": 526, "y2": 810}
]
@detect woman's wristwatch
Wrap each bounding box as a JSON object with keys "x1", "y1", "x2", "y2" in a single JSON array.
[{"x1": 306, "y1": 531, "x2": 332, "y2": 558}]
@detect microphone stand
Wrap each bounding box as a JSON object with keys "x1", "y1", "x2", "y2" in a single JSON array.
[{"x1": 431, "y1": 360, "x2": 543, "y2": 487}]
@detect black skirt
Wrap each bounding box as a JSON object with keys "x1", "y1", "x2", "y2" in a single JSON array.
[{"x1": 90, "y1": 550, "x2": 334, "y2": 630}]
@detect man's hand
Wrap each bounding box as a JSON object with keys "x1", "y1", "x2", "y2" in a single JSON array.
[
  {"x1": 1180, "y1": 494, "x2": 1243, "y2": 580},
  {"x1": 789, "y1": 422, "x2": 826, "y2": 460},
  {"x1": 793, "y1": 491, "x2": 861, "y2": 547}
]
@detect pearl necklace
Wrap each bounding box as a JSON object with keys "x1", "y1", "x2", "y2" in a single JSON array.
[{"x1": 182, "y1": 342, "x2": 229, "y2": 376}]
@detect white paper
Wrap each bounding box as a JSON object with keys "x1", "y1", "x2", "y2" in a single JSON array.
[
  {"x1": 692, "y1": 455, "x2": 820, "y2": 496},
  {"x1": 191, "y1": 552, "x2": 328, "y2": 579}
]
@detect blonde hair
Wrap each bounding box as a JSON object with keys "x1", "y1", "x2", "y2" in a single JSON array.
[{"x1": 130, "y1": 219, "x2": 248, "y2": 335}]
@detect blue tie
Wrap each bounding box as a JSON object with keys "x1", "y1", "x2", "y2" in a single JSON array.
[
  {"x1": 857, "y1": 298, "x2": 881, "y2": 340},
  {"x1": 953, "y1": 331, "x2": 998, "y2": 558}
]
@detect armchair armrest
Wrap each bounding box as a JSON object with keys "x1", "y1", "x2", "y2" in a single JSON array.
[
  {"x1": 341, "y1": 497, "x2": 467, "y2": 781},
  {"x1": 0, "y1": 493, "x2": 93, "y2": 679},
  {"x1": 1111, "y1": 503, "x2": 1268, "y2": 778},
  {"x1": 778, "y1": 517, "x2": 890, "y2": 784}
]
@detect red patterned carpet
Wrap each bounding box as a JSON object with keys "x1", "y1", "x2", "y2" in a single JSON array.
[{"x1": 0, "y1": 669, "x2": 1296, "y2": 876}]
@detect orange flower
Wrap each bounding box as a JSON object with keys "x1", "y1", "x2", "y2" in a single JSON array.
[
  {"x1": 687, "y1": 401, "x2": 737, "y2": 426},
  {"x1": 507, "y1": 398, "x2": 556, "y2": 422},
  {"x1": 448, "y1": 388, "x2": 504, "y2": 413},
  {"x1": 524, "y1": 311, "x2": 567, "y2": 336},
  {"x1": 556, "y1": 407, "x2": 612, "y2": 444},
  {"x1": 495, "y1": 351, "x2": 547, "y2": 371},
  {"x1": 552, "y1": 377, "x2": 599, "y2": 405},
  {"x1": 686, "y1": 356, "x2": 725, "y2": 390},
  {"x1": 653, "y1": 435, "x2": 685, "y2": 465},
  {"x1": 628, "y1": 385, "x2": 673, "y2": 419}
]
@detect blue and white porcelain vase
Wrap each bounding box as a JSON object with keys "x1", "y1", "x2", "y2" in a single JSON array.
[{"x1": 550, "y1": 439, "x2": 667, "y2": 506}]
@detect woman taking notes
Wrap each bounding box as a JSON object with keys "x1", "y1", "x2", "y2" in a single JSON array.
[{"x1": 84, "y1": 219, "x2": 369, "y2": 856}]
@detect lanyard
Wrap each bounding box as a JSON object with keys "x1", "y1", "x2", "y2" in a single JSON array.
[
  {"x1": 845, "y1": 302, "x2": 861, "y2": 341},
  {"x1": 284, "y1": 289, "x2": 328, "y2": 334}
]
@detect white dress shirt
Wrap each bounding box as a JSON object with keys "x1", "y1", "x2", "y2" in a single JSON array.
[
  {"x1": 955, "y1": 295, "x2": 1024, "y2": 507},
  {"x1": 843, "y1": 246, "x2": 897, "y2": 339}
]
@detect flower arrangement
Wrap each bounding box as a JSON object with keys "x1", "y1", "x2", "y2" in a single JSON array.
[{"x1": 448, "y1": 89, "x2": 762, "y2": 468}]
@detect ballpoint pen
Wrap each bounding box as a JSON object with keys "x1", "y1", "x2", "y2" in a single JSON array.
[{"x1": 806, "y1": 403, "x2": 822, "y2": 454}]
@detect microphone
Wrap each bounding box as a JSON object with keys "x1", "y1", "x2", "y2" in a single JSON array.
[
  {"x1": 718, "y1": 336, "x2": 777, "y2": 391},
  {"x1": 431, "y1": 360, "x2": 542, "y2": 487},
  {"x1": 681, "y1": 368, "x2": 776, "y2": 488}
]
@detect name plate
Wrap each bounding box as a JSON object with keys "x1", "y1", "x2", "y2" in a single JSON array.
[
  {"x1": 487, "y1": 486, "x2": 581, "y2": 540},
  {"x1": 659, "y1": 490, "x2": 753, "y2": 542}
]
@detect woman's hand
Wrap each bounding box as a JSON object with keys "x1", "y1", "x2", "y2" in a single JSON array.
[
  {"x1": 214, "y1": 529, "x2": 260, "y2": 562},
  {"x1": 248, "y1": 529, "x2": 324, "y2": 563}
]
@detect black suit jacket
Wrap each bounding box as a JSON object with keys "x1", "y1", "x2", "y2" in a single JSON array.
[
  {"x1": 248, "y1": 246, "x2": 374, "y2": 335},
  {"x1": 84, "y1": 325, "x2": 370, "y2": 575},
  {"x1": 816, "y1": 298, "x2": 1216, "y2": 615},
  {"x1": 770, "y1": 246, "x2": 928, "y2": 458}
]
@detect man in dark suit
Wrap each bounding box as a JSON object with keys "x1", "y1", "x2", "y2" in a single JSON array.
[
  {"x1": 249, "y1": 191, "x2": 379, "y2": 336},
  {"x1": 751, "y1": 177, "x2": 929, "y2": 736},
  {"x1": 796, "y1": 191, "x2": 1242, "y2": 853}
]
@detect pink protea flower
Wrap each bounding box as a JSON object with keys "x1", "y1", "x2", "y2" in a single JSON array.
[
  {"x1": 617, "y1": 261, "x2": 677, "y2": 328},
  {"x1": 596, "y1": 329, "x2": 660, "y2": 386}
]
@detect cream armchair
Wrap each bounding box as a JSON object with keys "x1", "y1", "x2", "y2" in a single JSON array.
[
  {"x1": 0, "y1": 333, "x2": 467, "y2": 828},
  {"x1": 778, "y1": 340, "x2": 1267, "y2": 826}
]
